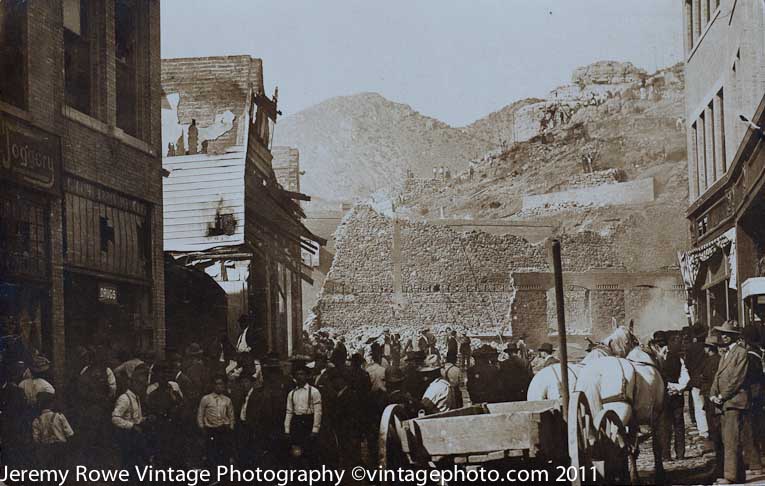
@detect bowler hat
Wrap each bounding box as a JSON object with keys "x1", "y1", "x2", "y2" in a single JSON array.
[
  {"x1": 704, "y1": 336, "x2": 719, "y2": 348},
  {"x1": 538, "y1": 343, "x2": 554, "y2": 354},
  {"x1": 31, "y1": 356, "x2": 51, "y2": 373},
  {"x1": 713, "y1": 321, "x2": 741, "y2": 334},
  {"x1": 185, "y1": 343, "x2": 204, "y2": 356},
  {"x1": 385, "y1": 367, "x2": 406, "y2": 383},
  {"x1": 418, "y1": 354, "x2": 442, "y2": 372},
  {"x1": 473, "y1": 344, "x2": 499, "y2": 358},
  {"x1": 652, "y1": 331, "x2": 668, "y2": 347}
]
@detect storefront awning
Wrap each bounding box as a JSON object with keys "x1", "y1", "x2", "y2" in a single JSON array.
[
  {"x1": 678, "y1": 227, "x2": 737, "y2": 292},
  {"x1": 742, "y1": 277, "x2": 765, "y2": 300}
]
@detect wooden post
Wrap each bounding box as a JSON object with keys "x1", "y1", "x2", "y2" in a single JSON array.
[{"x1": 550, "y1": 239, "x2": 570, "y2": 419}]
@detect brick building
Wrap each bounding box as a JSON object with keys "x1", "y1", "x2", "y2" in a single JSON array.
[
  {"x1": 0, "y1": 0, "x2": 164, "y2": 381},
  {"x1": 162, "y1": 56, "x2": 322, "y2": 357},
  {"x1": 679, "y1": 0, "x2": 765, "y2": 328}
]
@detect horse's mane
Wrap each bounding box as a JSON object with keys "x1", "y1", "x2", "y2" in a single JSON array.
[
  {"x1": 601, "y1": 326, "x2": 636, "y2": 358},
  {"x1": 627, "y1": 344, "x2": 661, "y2": 367}
]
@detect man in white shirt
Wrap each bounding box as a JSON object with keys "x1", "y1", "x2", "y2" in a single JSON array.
[
  {"x1": 366, "y1": 344, "x2": 387, "y2": 393},
  {"x1": 197, "y1": 374, "x2": 235, "y2": 467},
  {"x1": 112, "y1": 376, "x2": 146, "y2": 467},
  {"x1": 285, "y1": 362, "x2": 322, "y2": 466},
  {"x1": 420, "y1": 355, "x2": 454, "y2": 414},
  {"x1": 236, "y1": 314, "x2": 255, "y2": 353},
  {"x1": 19, "y1": 356, "x2": 55, "y2": 406}
]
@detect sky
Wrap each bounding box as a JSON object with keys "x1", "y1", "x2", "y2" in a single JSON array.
[{"x1": 161, "y1": 0, "x2": 684, "y2": 127}]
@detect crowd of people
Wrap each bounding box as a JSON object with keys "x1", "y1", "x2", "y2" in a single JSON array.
[
  {"x1": 649, "y1": 321, "x2": 765, "y2": 485},
  {"x1": 1, "y1": 316, "x2": 764, "y2": 485}
]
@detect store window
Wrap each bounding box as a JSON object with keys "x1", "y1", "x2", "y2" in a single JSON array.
[
  {"x1": 0, "y1": 0, "x2": 27, "y2": 109},
  {"x1": 700, "y1": 254, "x2": 737, "y2": 328},
  {"x1": 64, "y1": 0, "x2": 92, "y2": 114}
]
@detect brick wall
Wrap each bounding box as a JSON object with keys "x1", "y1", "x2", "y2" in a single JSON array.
[
  {"x1": 0, "y1": 0, "x2": 164, "y2": 381},
  {"x1": 161, "y1": 56, "x2": 263, "y2": 155}
]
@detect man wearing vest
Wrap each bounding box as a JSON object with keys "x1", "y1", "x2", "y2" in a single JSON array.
[
  {"x1": 710, "y1": 321, "x2": 749, "y2": 484},
  {"x1": 656, "y1": 330, "x2": 690, "y2": 461},
  {"x1": 284, "y1": 359, "x2": 322, "y2": 467}
]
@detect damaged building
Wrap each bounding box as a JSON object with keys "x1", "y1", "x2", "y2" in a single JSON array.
[
  {"x1": 313, "y1": 206, "x2": 685, "y2": 347},
  {"x1": 161, "y1": 56, "x2": 323, "y2": 357},
  {"x1": 0, "y1": 0, "x2": 165, "y2": 381}
]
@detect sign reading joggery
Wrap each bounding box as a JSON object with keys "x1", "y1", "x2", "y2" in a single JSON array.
[{"x1": 0, "y1": 112, "x2": 61, "y2": 194}]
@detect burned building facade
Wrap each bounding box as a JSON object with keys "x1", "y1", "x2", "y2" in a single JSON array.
[
  {"x1": 162, "y1": 56, "x2": 321, "y2": 357},
  {"x1": 679, "y1": 0, "x2": 765, "y2": 329},
  {"x1": 0, "y1": 0, "x2": 164, "y2": 380}
]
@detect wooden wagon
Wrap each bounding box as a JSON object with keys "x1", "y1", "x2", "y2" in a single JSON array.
[{"x1": 379, "y1": 391, "x2": 632, "y2": 485}]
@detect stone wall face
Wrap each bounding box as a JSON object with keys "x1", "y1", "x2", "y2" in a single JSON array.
[{"x1": 315, "y1": 206, "x2": 648, "y2": 342}]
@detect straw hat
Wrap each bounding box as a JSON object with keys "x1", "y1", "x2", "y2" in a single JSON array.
[{"x1": 713, "y1": 321, "x2": 741, "y2": 334}]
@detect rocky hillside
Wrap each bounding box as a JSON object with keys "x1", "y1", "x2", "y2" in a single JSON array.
[
  {"x1": 398, "y1": 62, "x2": 689, "y2": 270},
  {"x1": 272, "y1": 93, "x2": 496, "y2": 208}
]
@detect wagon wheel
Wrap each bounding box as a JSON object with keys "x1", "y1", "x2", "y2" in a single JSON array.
[
  {"x1": 568, "y1": 391, "x2": 596, "y2": 486},
  {"x1": 593, "y1": 409, "x2": 630, "y2": 484},
  {"x1": 379, "y1": 404, "x2": 409, "y2": 474}
]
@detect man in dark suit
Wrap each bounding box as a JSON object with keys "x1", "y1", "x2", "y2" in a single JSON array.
[
  {"x1": 236, "y1": 314, "x2": 258, "y2": 354},
  {"x1": 446, "y1": 329, "x2": 458, "y2": 365},
  {"x1": 710, "y1": 321, "x2": 749, "y2": 484},
  {"x1": 467, "y1": 345, "x2": 502, "y2": 404},
  {"x1": 499, "y1": 343, "x2": 532, "y2": 402}
]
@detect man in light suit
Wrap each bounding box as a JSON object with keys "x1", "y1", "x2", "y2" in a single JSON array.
[{"x1": 709, "y1": 321, "x2": 749, "y2": 484}]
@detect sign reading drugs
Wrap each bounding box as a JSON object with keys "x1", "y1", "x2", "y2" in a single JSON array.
[{"x1": 0, "y1": 112, "x2": 61, "y2": 194}]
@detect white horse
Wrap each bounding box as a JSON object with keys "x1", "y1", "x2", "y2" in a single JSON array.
[
  {"x1": 574, "y1": 344, "x2": 666, "y2": 483},
  {"x1": 527, "y1": 363, "x2": 581, "y2": 400},
  {"x1": 527, "y1": 323, "x2": 639, "y2": 401}
]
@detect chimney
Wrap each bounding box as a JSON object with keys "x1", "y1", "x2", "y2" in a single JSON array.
[{"x1": 188, "y1": 119, "x2": 198, "y2": 155}]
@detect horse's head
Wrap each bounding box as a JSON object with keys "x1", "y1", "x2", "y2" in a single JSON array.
[{"x1": 602, "y1": 320, "x2": 639, "y2": 358}]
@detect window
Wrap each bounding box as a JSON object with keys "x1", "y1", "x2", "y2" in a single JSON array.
[
  {"x1": 717, "y1": 89, "x2": 726, "y2": 173},
  {"x1": 115, "y1": 0, "x2": 138, "y2": 136},
  {"x1": 64, "y1": 0, "x2": 91, "y2": 114},
  {"x1": 0, "y1": 0, "x2": 28, "y2": 109}
]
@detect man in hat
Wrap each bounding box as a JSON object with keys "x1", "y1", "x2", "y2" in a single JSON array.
[
  {"x1": 384, "y1": 367, "x2": 417, "y2": 418},
  {"x1": 19, "y1": 356, "x2": 55, "y2": 406},
  {"x1": 417, "y1": 329, "x2": 429, "y2": 354},
  {"x1": 403, "y1": 350, "x2": 429, "y2": 403},
  {"x1": 742, "y1": 325, "x2": 764, "y2": 475},
  {"x1": 183, "y1": 343, "x2": 209, "y2": 400},
  {"x1": 459, "y1": 332, "x2": 472, "y2": 371},
  {"x1": 284, "y1": 359, "x2": 322, "y2": 467},
  {"x1": 112, "y1": 372, "x2": 148, "y2": 468},
  {"x1": 686, "y1": 324, "x2": 710, "y2": 439},
  {"x1": 241, "y1": 354, "x2": 287, "y2": 468},
  {"x1": 420, "y1": 355, "x2": 454, "y2": 414},
  {"x1": 710, "y1": 321, "x2": 749, "y2": 484},
  {"x1": 656, "y1": 330, "x2": 690, "y2": 461},
  {"x1": 467, "y1": 345, "x2": 501, "y2": 404},
  {"x1": 367, "y1": 343, "x2": 387, "y2": 393},
  {"x1": 500, "y1": 343, "x2": 532, "y2": 402},
  {"x1": 702, "y1": 335, "x2": 723, "y2": 477},
  {"x1": 145, "y1": 361, "x2": 184, "y2": 468},
  {"x1": 236, "y1": 314, "x2": 257, "y2": 354},
  {"x1": 445, "y1": 328, "x2": 458, "y2": 365},
  {"x1": 532, "y1": 343, "x2": 558, "y2": 374}
]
